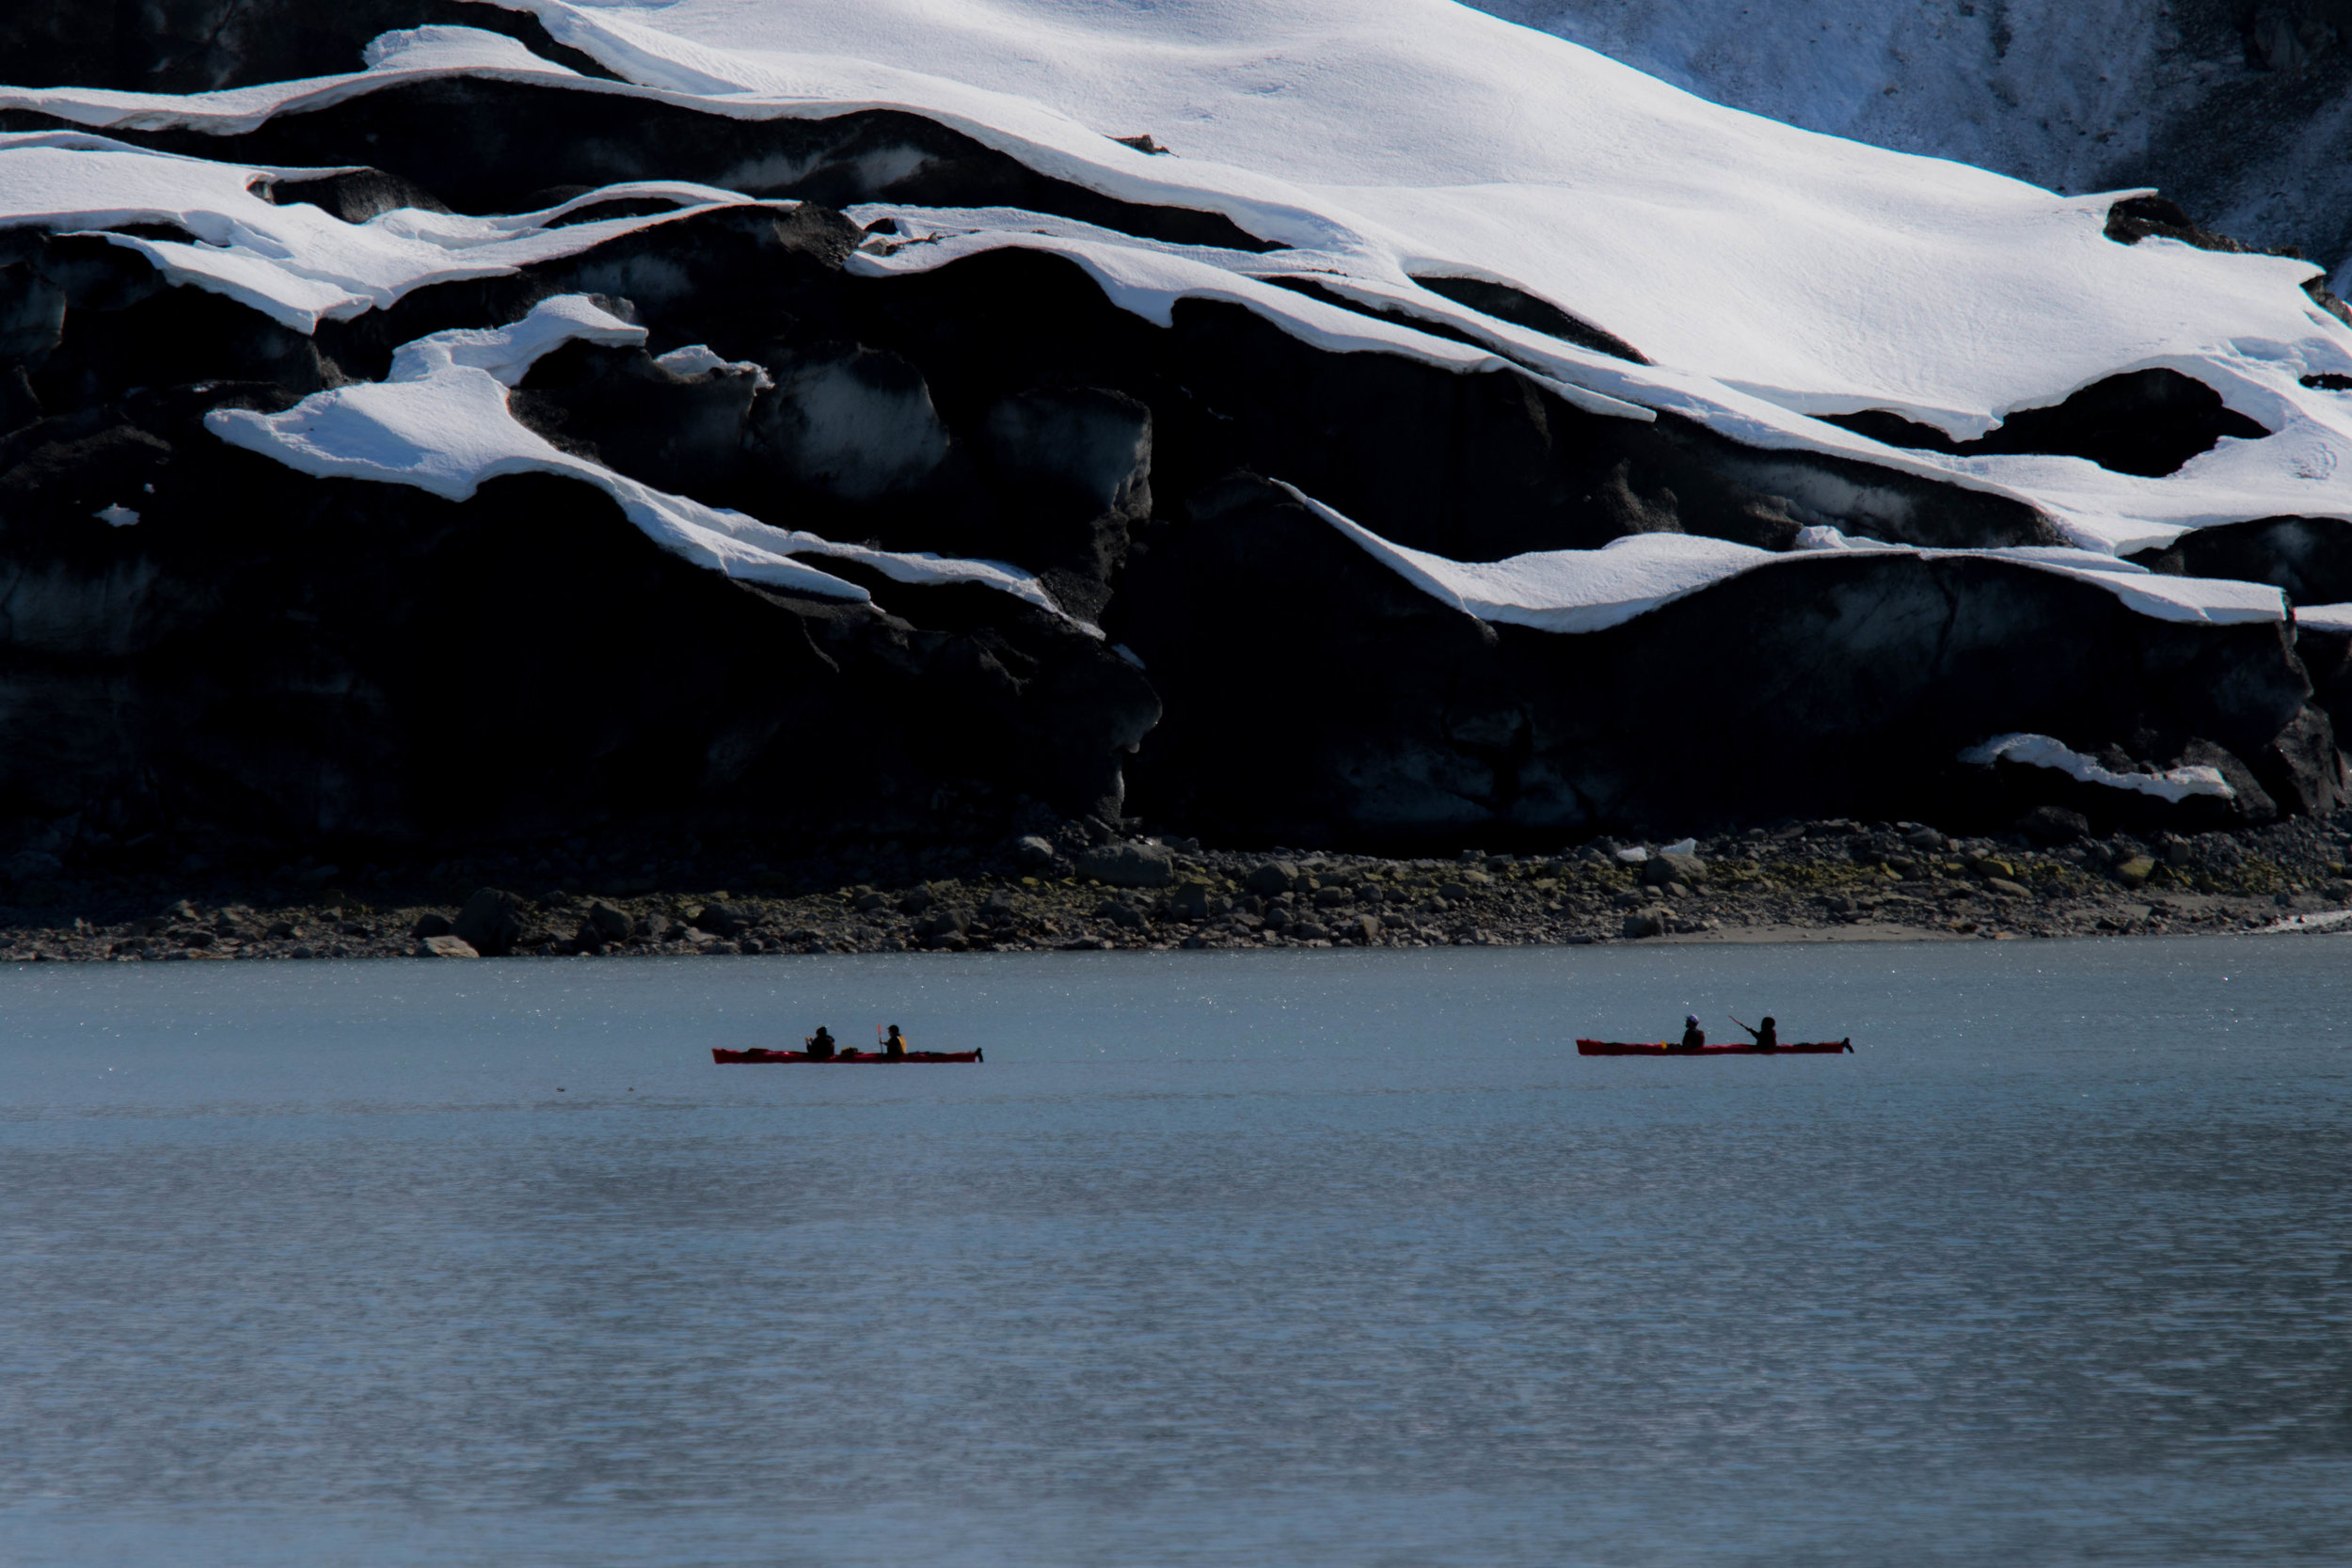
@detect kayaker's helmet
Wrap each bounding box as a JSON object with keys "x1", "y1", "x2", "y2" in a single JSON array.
[
  {"x1": 1761, "y1": 1016, "x2": 1775, "y2": 1027},
  {"x1": 887, "y1": 1024, "x2": 901, "y2": 1036}
]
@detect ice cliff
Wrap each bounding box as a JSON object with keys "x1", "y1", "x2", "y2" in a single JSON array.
[{"x1": 2, "y1": 0, "x2": 2350, "y2": 862}]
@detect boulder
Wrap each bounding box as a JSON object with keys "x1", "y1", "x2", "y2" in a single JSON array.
[
  {"x1": 898, "y1": 887, "x2": 935, "y2": 916},
  {"x1": 1094, "y1": 898, "x2": 1147, "y2": 929},
  {"x1": 1169, "y1": 882, "x2": 1214, "y2": 921},
  {"x1": 1642, "y1": 851, "x2": 1705, "y2": 886},
  {"x1": 453, "y1": 887, "x2": 526, "y2": 957},
  {"x1": 410, "y1": 911, "x2": 454, "y2": 939},
  {"x1": 585, "y1": 899, "x2": 634, "y2": 941},
  {"x1": 416, "y1": 934, "x2": 478, "y2": 958},
  {"x1": 1012, "y1": 834, "x2": 1057, "y2": 871},
  {"x1": 2253, "y1": 703, "x2": 2349, "y2": 817},
  {"x1": 1076, "y1": 841, "x2": 1174, "y2": 888},
  {"x1": 1348, "y1": 913, "x2": 1384, "y2": 943},
  {"x1": 1245, "y1": 860, "x2": 1300, "y2": 896},
  {"x1": 691, "y1": 901, "x2": 752, "y2": 937},
  {"x1": 1622, "y1": 910, "x2": 1667, "y2": 939}
]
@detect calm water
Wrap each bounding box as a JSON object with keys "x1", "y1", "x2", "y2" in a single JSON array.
[{"x1": 1, "y1": 939, "x2": 2346, "y2": 1566}]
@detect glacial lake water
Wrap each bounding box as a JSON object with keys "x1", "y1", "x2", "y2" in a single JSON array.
[{"x1": 2, "y1": 939, "x2": 2346, "y2": 1567}]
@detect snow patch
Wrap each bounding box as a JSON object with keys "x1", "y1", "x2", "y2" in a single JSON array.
[
  {"x1": 92, "y1": 504, "x2": 138, "y2": 528},
  {"x1": 2297, "y1": 603, "x2": 2352, "y2": 633},
  {"x1": 1957, "y1": 733, "x2": 2235, "y2": 803},
  {"x1": 653, "y1": 344, "x2": 774, "y2": 387}
]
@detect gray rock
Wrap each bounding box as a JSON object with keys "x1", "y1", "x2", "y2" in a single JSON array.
[
  {"x1": 1094, "y1": 898, "x2": 1147, "y2": 929},
  {"x1": 1245, "y1": 860, "x2": 1300, "y2": 896},
  {"x1": 1169, "y1": 882, "x2": 1214, "y2": 921},
  {"x1": 585, "y1": 900, "x2": 634, "y2": 941},
  {"x1": 853, "y1": 891, "x2": 890, "y2": 913},
  {"x1": 1643, "y1": 851, "x2": 1706, "y2": 887},
  {"x1": 411, "y1": 911, "x2": 454, "y2": 939},
  {"x1": 417, "y1": 934, "x2": 479, "y2": 958},
  {"x1": 692, "y1": 901, "x2": 752, "y2": 937},
  {"x1": 1348, "y1": 913, "x2": 1384, "y2": 943},
  {"x1": 1311, "y1": 885, "x2": 1352, "y2": 909},
  {"x1": 1077, "y1": 841, "x2": 1175, "y2": 888},
  {"x1": 1013, "y1": 834, "x2": 1058, "y2": 870},
  {"x1": 453, "y1": 887, "x2": 527, "y2": 957},
  {"x1": 898, "y1": 887, "x2": 935, "y2": 916},
  {"x1": 1622, "y1": 910, "x2": 1667, "y2": 939},
  {"x1": 981, "y1": 886, "x2": 1018, "y2": 919}
]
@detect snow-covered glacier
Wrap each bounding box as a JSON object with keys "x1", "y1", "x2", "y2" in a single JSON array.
[
  {"x1": 1479, "y1": 0, "x2": 2352, "y2": 290},
  {"x1": 2, "y1": 0, "x2": 2350, "y2": 859}
]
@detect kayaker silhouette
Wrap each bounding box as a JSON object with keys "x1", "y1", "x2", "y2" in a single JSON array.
[
  {"x1": 1677, "y1": 1015, "x2": 1706, "y2": 1051},
  {"x1": 882, "y1": 1024, "x2": 908, "y2": 1058},
  {"x1": 1732, "y1": 1016, "x2": 1778, "y2": 1052},
  {"x1": 805, "y1": 1026, "x2": 837, "y2": 1060}
]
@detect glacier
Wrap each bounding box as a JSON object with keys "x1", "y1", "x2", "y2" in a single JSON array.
[{"x1": 2, "y1": 0, "x2": 2350, "y2": 856}]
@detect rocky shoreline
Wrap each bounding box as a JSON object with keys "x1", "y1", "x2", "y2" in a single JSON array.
[{"x1": 6, "y1": 811, "x2": 2351, "y2": 963}]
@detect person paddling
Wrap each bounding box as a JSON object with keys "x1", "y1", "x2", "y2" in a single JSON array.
[
  {"x1": 1732, "y1": 1015, "x2": 1778, "y2": 1053},
  {"x1": 805, "y1": 1026, "x2": 837, "y2": 1060},
  {"x1": 882, "y1": 1024, "x2": 908, "y2": 1059},
  {"x1": 1677, "y1": 1015, "x2": 1706, "y2": 1051}
]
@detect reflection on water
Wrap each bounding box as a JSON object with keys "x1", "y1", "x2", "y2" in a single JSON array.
[{"x1": 2, "y1": 939, "x2": 2346, "y2": 1565}]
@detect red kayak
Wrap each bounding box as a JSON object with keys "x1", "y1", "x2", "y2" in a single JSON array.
[
  {"x1": 713, "y1": 1047, "x2": 983, "y2": 1064},
  {"x1": 1577, "y1": 1038, "x2": 1851, "y2": 1056}
]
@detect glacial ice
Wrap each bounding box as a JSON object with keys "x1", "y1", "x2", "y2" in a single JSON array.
[{"x1": 5, "y1": 0, "x2": 2350, "y2": 634}]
